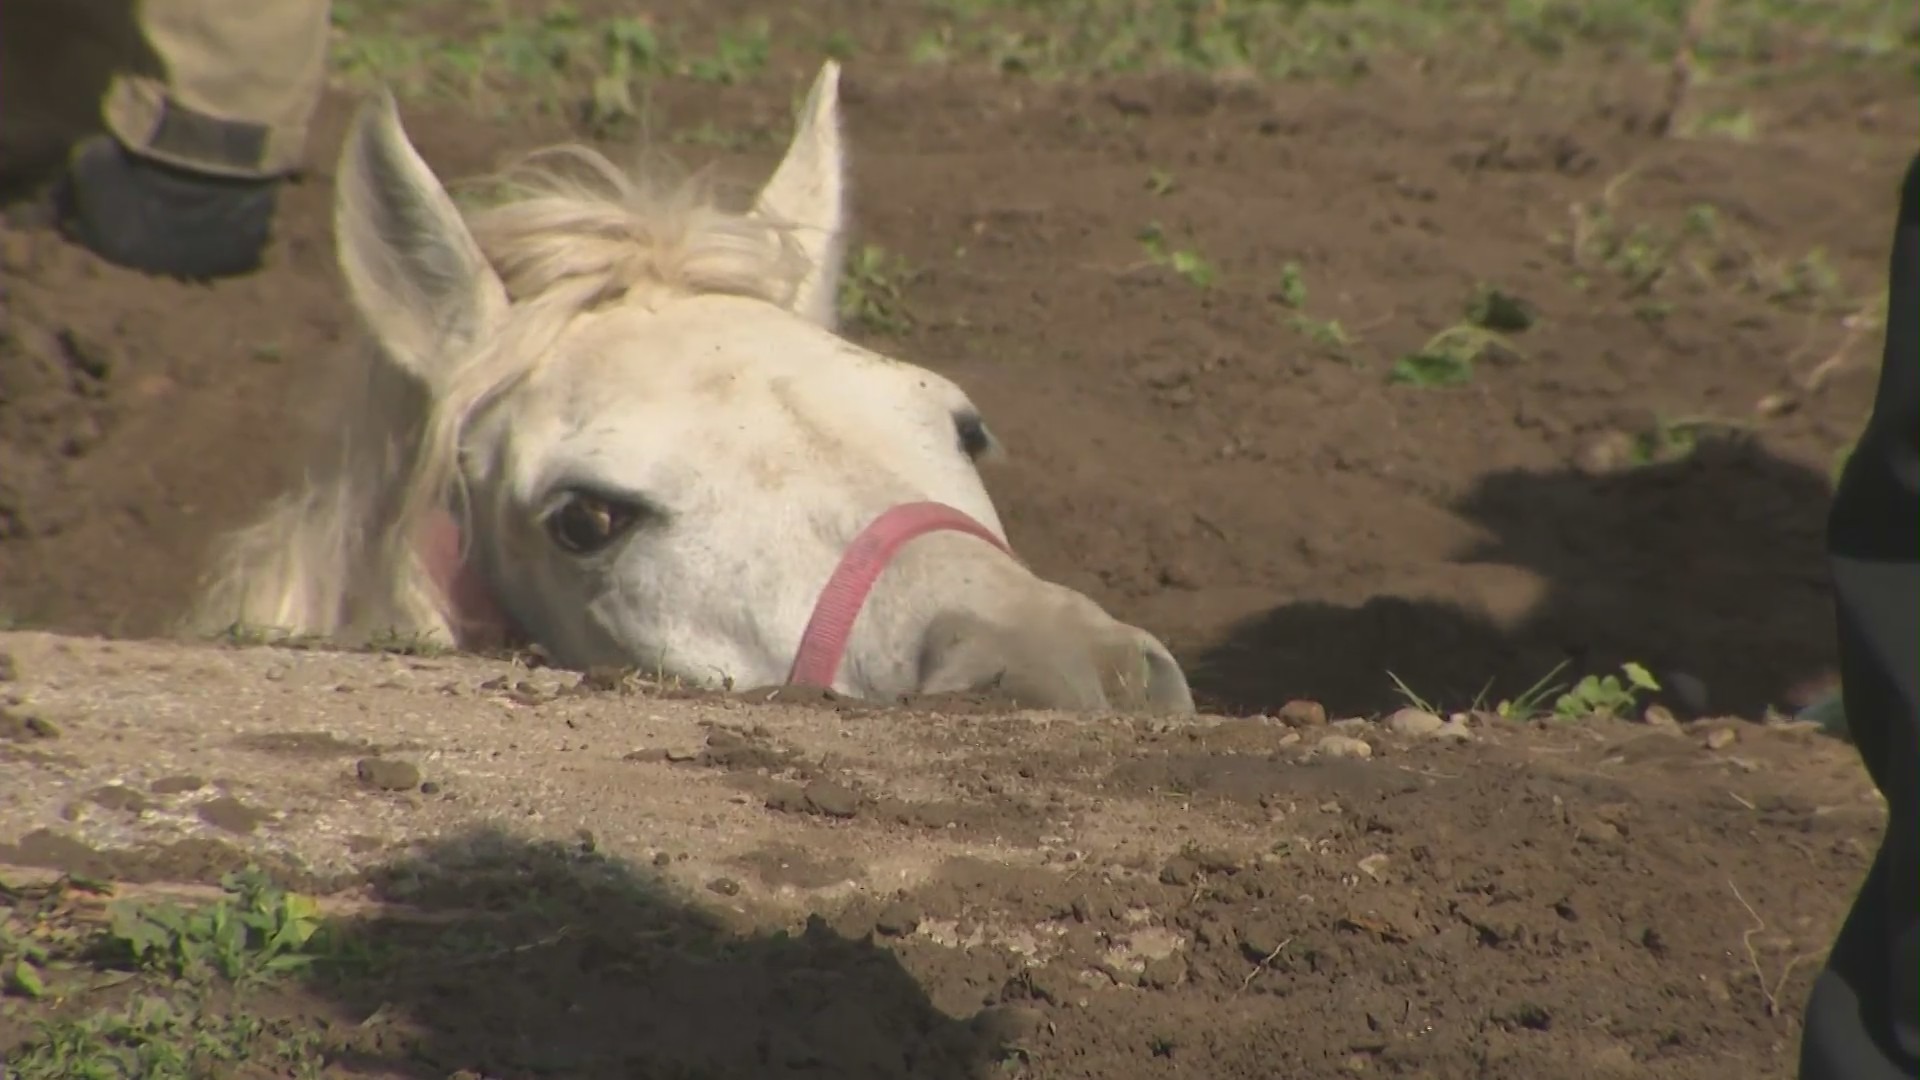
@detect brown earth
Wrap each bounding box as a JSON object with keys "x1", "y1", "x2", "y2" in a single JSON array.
[
  {"x1": 0, "y1": 632, "x2": 1890, "y2": 1079},
  {"x1": 0, "y1": 2, "x2": 1912, "y2": 1077}
]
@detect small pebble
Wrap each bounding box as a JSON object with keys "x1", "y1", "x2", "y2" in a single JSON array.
[
  {"x1": 1315, "y1": 734, "x2": 1373, "y2": 760},
  {"x1": 1384, "y1": 707, "x2": 1444, "y2": 737},
  {"x1": 1703, "y1": 726, "x2": 1738, "y2": 750},
  {"x1": 1277, "y1": 699, "x2": 1327, "y2": 727},
  {"x1": 1433, "y1": 718, "x2": 1474, "y2": 743},
  {"x1": 1640, "y1": 704, "x2": 1680, "y2": 729}
]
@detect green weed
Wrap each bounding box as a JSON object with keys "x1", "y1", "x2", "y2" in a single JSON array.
[
  {"x1": 1267, "y1": 260, "x2": 1353, "y2": 355},
  {"x1": 1553, "y1": 662, "x2": 1661, "y2": 720},
  {"x1": 1388, "y1": 325, "x2": 1500, "y2": 387},
  {"x1": 838, "y1": 245, "x2": 918, "y2": 335},
  {"x1": 1464, "y1": 284, "x2": 1537, "y2": 333},
  {"x1": 105, "y1": 870, "x2": 327, "y2": 984},
  {"x1": 1138, "y1": 222, "x2": 1216, "y2": 289},
  {"x1": 1394, "y1": 658, "x2": 1659, "y2": 723},
  {"x1": 1, "y1": 869, "x2": 332, "y2": 1079},
  {"x1": 1480, "y1": 659, "x2": 1572, "y2": 721},
  {"x1": 1386, "y1": 670, "x2": 1440, "y2": 716},
  {"x1": 686, "y1": 19, "x2": 772, "y2": 84},
  {"x1": 1389, "y1": 282, "x2": 1535, "y2": 387},
  {"x1": 1274, "y1": 261, "x2": 1309, "y2": 310}
]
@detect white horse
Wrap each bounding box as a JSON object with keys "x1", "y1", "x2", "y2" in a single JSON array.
[{"x1": 189, "y1": 60, "x2": 1195, "y2": 715}]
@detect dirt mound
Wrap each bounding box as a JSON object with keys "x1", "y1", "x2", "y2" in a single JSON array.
[{"x1": 0, "y1": 632, "x2": 1885, "y2": 1078}]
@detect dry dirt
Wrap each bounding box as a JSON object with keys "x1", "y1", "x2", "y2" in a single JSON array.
[
  {"x1": 0, "y1": 0, "x2": 1913, "y2": 1076},
  {"x1": 0, "y1": 631, "x2": 1891, "y2": 1078}
]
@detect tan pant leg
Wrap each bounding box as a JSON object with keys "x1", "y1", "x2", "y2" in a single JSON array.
[{"x1": 104, "y1": 0, "x2": 332, "y2": 180}]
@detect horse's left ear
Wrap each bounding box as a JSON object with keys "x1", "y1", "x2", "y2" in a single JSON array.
[{"x1": 753, "y1": 60, "x2": 847, "y2": 329}]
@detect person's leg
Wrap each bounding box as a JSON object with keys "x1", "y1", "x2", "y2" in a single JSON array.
[
  {"x1": 59, "y1": 0, "x2": 333, "y2": 279},
  {"x1": 1798, "y1": 150, "x2": 1920, "y2": 1080}
]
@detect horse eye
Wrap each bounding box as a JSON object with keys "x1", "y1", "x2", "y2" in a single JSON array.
[
  {"x1": 547, "y1": 493, "x2": 643, "y2": 555},
  {"x1": 954, "y1": 411, "x2": 993, "y2": 460}
]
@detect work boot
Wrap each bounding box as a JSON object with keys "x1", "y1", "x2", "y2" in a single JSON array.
[{"x1": 55, "y1": 135, "x2": 279, "y2": 280}]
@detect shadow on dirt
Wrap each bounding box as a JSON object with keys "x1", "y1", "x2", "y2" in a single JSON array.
[
  {"x1": 1192, "y1": 432, "x2": 1840, "y2": 721},
  {"x1": 0, "y1": 0, "x2": 159, "y2": 202},
  {"x1": 306, "y1": 827, "x2": 996, "y2": 1079}
]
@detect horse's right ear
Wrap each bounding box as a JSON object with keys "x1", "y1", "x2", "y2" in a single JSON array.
[{"x1": 334, "y1": 89, "x2": 508, "y2": 390}]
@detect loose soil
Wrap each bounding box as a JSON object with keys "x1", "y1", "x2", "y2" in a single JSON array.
[
  {"x1": 0, "y1": 633, "x2": 1890, "y2": 1078},
  {"x1": 0, "y1": 2, "x2": 1911, "y2": 1077}
]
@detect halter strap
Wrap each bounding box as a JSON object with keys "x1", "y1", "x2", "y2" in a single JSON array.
[{"x1": 786, "y1": 501, "x2": 1013, "y2": 689}]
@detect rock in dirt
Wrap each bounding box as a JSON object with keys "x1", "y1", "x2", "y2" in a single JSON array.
[
  {"x1": 1434, "y1": 717, "x2": 1474, "y2": 742},
  {"x1": 1640, "y1": 704, "x2": 1681, "y2": 729},
  {"x1": 1315, "y1": 734, "x2": 1373, "y2": 760},
  {"x1": 1190, "y1": 846, "x2": 1240, "y2": 873},
  {"x1": 1385, "y1": 707, "x2": 1445, "y2": 737},
  {"x1": 150, "y1": 774, "x2": 204, "y2": 794},
  {"x1": 355, "y1": 756, "x2": 421, "y2": 791},
  {"x1": 874, "y1": 898, "x2": 921, "y2": 936},
  {"x1": 1237, "y1": 915, "x2": 1291, "y2": 961},
  {"x1": 1702, "y1": 726, "x2": 1738, "y2": 750},
  {"x1": 1142, "y1": 952, "x2": 1188, "y2": 989},
  {"x1": 1159, "y1": 853, "x2": 1200, "y2": 885},
  {"x1": 87, "y1": 784, "x2": 148, "y2": 813},
  {"x1": 1021, "y1": 964, "x2": 1080, "y2": 1007},
  {"x1": 765, "y1": 779, "x2": 863, "y2": 819},
  {"x1": 1277, "y1": 699, "x2": 1328, "y2": 727},
  {"x1": 196, "y1": 795, "x2": 269, "y2": 835}
]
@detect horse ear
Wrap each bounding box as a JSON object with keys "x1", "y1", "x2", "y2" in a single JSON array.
[
  {"x1": 334, "y1": 89, "x2": 509, "y2": 389},
  {"x1": 753, "y1": 60, "x2": 847, "y2": 329}
]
